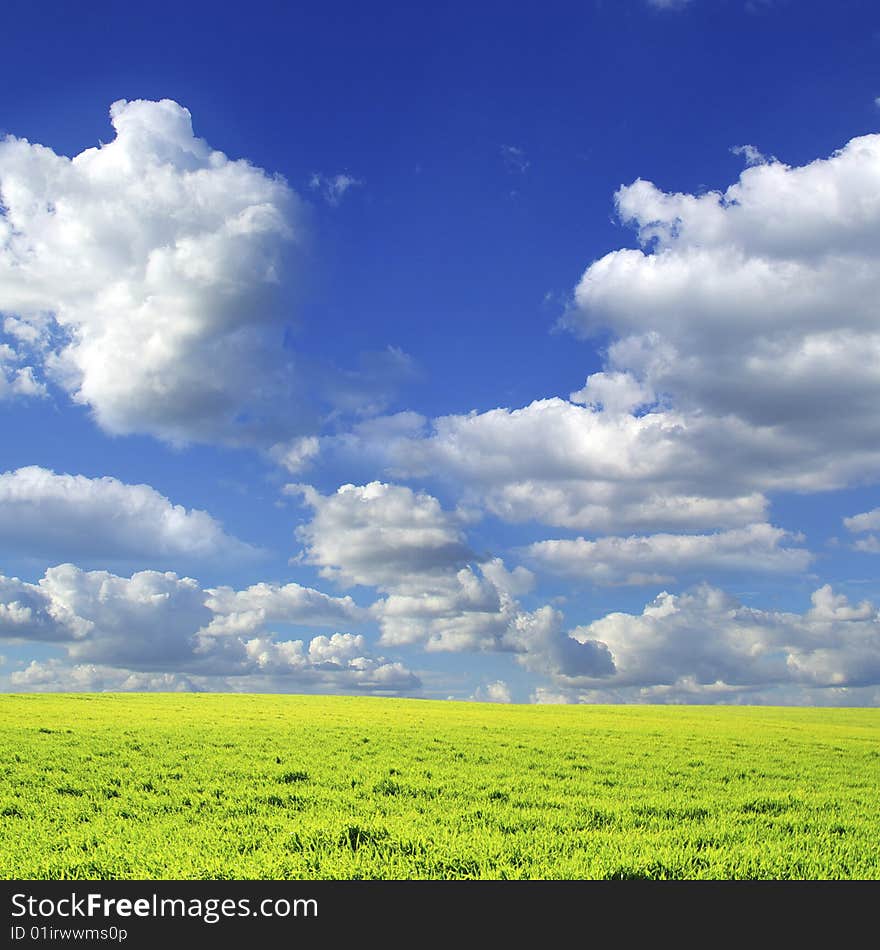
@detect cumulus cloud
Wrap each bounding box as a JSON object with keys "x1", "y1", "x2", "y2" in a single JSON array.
[
  {"x1": 290, "y1": 481, "x2": 517, "y2": 648},
  {"x1": 807, "y1": 584, "x2": 875, "y2": 621},
  {"x1": 0, "y1": 98, "x2": 310, "y2": 445},
  {"x1": 526, "y1": 523, "x2": 811, "y2": 586},
  {"x1": 385, "y1": 398, "x2": 770, "y2": 532},
  {"x1": 530, "y1": 687, "x2": 576, "y2": 704},
  {"x1": 329, "y1": 385, "x2": 876, "y2": 539},
  {"x1": 569, "y1": 583, "x2": 880, "y2": 691},
  {"x1": 731, "y1": 144, "x2": 770, "y2": 167},
  {"x1": 6, "y1": 653, "x2": 418, "y2": 694},
  {"x1": 290, "y1": 481, "x2": 475, "y2": 592},
  {"x1": 844, "y1": 507, "x2": 880, "y2": 553},
  {"x1": 269, "y1": 436, "x2": 321, "y2": 473},
  {"x1": 0, "y1": 573, "x2": 87, "y2": 641},
  {"x1": 377, "y1": 563, "x2": 519, "y2": 651},
  {"x1": 569, "y1": 370, "x2": 655, "y2": 415},
  {"x1": 566, "y1": 134, "x2": 880, "y2": 473},
  {"x1": 531, "y1": 678, "x2": 880, "y2": 706},
  {"x1": 202, "y1": 580, "x2": 365, "y2": 637},
  {"x1": 844, "y1": 508, "x2": 880, "y2": 533},
  {"x1": 504, "y1": 605, "x2": 615, "y2": 678},
  {"x1": 38, "y1": 564, "x2": 212, "y2": 668},
  {"x1": 335, "y1": 131, "x2": 880, "y2": 538},
  {"x1": 273, "y1": 411, "x2": 427, "y2": 477},
  {"x1": 10, "y1": 660, "x2": 201, "y2": 692},
  {"x1": 471, "y1": 680, "x2": 513, "y2": 703},
  {"x1": 0, "y1": 466, "x2": 258, "y2": 565},
  {"x1": 0, "y1": 563, "x2": 418, "y2": 694},
  {"x1": 377, "y1": 567, "x2": 612, "y2": 677},
  {"x1": 0, "y1": 343, "x2": 46, "y2": 399},
  {"x1": 852, "y1": 536, "x2": 880, "y2": 554},
  {"x1": 289, "y1": 480, "x2": 598, "y2": 675}
]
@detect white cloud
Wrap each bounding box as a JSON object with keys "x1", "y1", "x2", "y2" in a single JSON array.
[
  {"x1": 853, "y1": 535, "x2": 880, "y2": 554},
  {"x1": 290, "y1": 481, "x2": 474, "y2": 592},
  {"x1": 386, "y1": 398, "x2": 769, "y2": 532},
  {"x1": 202, "y1": 580, "x2": 365, "y2": 637},
  {"x1": 269, "y1": 436, "x2": 321, "y2": 473},
  {"x1": 0, "y1": 99, "x2": 310, "y2": 445},
  {"x1": 188, "y1": 629, "x2": 420, "y2": 691},
  {"x1": 731, "y1": 144, "x2": 770, "y2": 167},
  {"x1": 503, "y1": 605, "x2": 615, "y2": 678},
  {"x1": 290, "y1": 480, "x2": 601, "y2": 676},
  {"x1": 275, "y1": 411, "x2": 427, "y2": 475},
  {"x1": 843, "y1": 507, "x2": 880, "y2": 554},
  {"x1": 0, "y1": 343, "x2": 46, "y2": 399},
  {"x1": 285, "y1": 482, "x2": 517, "y2": 650},
  {"x1": 0, "y1": 466, "x2": 257, "y2": 564},
  {"x1": 38, "y1": 564, "x2": 212, "y2": 668},
  {"x1": 526, "y1": 523, "x2": 811, "y2": 586},
  {"x1": 0, "y1": 573, "x2": 86, "y2": 641},
  {"x1": 530, "y1": 687, "x2": 576, "y2": 704},
  {"x1": 0, "y1": 563, "x2": 419, "y2": 694},
  {"x1": 565, "y1": 134, "x2": 880, "y2": 484},
  {"x1": 569, "y1": 370, "x2": 655, "y2": 415},
  {"x1": 480, "y1": 558, "x2": 536, "y2": 596},
  {"x1": 569, "y1": 583, "x2": 880, "y2": 691},
  {"x1": 309, "y1": 172, "x2": 362, "y2": 206},
  {"x1": 343, "y1": 131, "x2": 880, "y2": 538},
  {"x1": 287, "y1": 479, "x2": 820, "y2": 687},
  {"x1": 647, "y1": 0, "x2": 692, "y2": 9},
  {"x1": 532, "y1": 677, "x2": 880, "y2": 706},
  {"x1": 472, "y1": 680, "x2": 513, "y2": 703},
  {"x1": 376, "y1": 564, "x2": 519, "y2": 650},
  {"x1": 807, "y1": 584, "x2": 875, "y2": 621},
  {"x1": 844, "y1": 508, "x2": 880, "y2": 533},
  {"x1": 6, "y1": 653, "x2": 418, "y2": 694},
  {"x1": 377, "y1": 573, "x2": 612, "y2": 677},
  {"x1": 10, "y1": 659, "x2": 201, "y2": 692},
  {"x1": 307, "y1": 632, "x2": 366, "y2": 664}
]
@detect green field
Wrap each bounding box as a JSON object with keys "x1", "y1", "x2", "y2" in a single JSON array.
[{"x1": 1, "y1": 694, "x2": 878, "y2": 879}]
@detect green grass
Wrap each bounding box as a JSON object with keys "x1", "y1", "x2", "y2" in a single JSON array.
[{"x1": 1, "y1": 694, "x2": 878, "y2": 879}]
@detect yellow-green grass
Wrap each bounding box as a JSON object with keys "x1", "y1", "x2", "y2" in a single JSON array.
[{"x1": 1, "y1": 694, "x2": 878, "y2": 879}]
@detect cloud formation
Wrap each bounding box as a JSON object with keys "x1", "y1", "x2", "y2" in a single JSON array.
[
  {"x1": 291, "y1": 481, "x2": 475, "y2": 592},
  {"x1": 0, "y1": 342, "x2": 45, "y2": 399},
  {"x1": 526, "y1": 523, "x2": 811, "y2": 586},
  {"x1": 309, "y1": 172, "x2": 362, "y2": 206},
  {"x1": 569, "y1": 583, "x2": 880, "y2": 692},
  {"x1": 4, "y1": 104, "x2": 876, "y2": 706},
  {"x1": 0, "y1": 466, "x2": 257, "y2": 565},
  {"x1": 384, "y1": 399, "x2": 769, "y2": 532},
  {"x1": 844, "y1": 507, "x2": 880, "y2": 553},
  {"x1": 0, "y1": 99, "x2": 307, "y2": 445},
  {"x1": 10, "y1": 660, "x2": 201, "y2": 693},
  {"x1": 471, "y1": 680, "x2": 513, "y2": 703},
  {"x1": 565, "y1": 133, "x2": 880, "y2": 488},
  {"x1": 291, "y1": 481, "x2": 613, "y2": 678},
  {"x1": 322, "y1": 131, "x2": 880, "y2": 545},
  {"x1": 0, "y1": 563, "x2": 418, "y2": 694},
  {"x1": 202, "y1": 580, "x2": 365, "y2": 637}
]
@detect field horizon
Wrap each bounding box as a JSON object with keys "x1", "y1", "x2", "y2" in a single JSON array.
[{"x1": 2, "y1": 693, "x2": 878, "y2": 880}]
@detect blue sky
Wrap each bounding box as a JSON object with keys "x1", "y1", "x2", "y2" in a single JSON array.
[{"x1": 1, "y1": 0, "x2": 880, "y2": 703}]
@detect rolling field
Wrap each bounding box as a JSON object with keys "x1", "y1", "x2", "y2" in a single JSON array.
[{"x1": 0, "y1": 694, "x2": 878, "y2": 880}]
